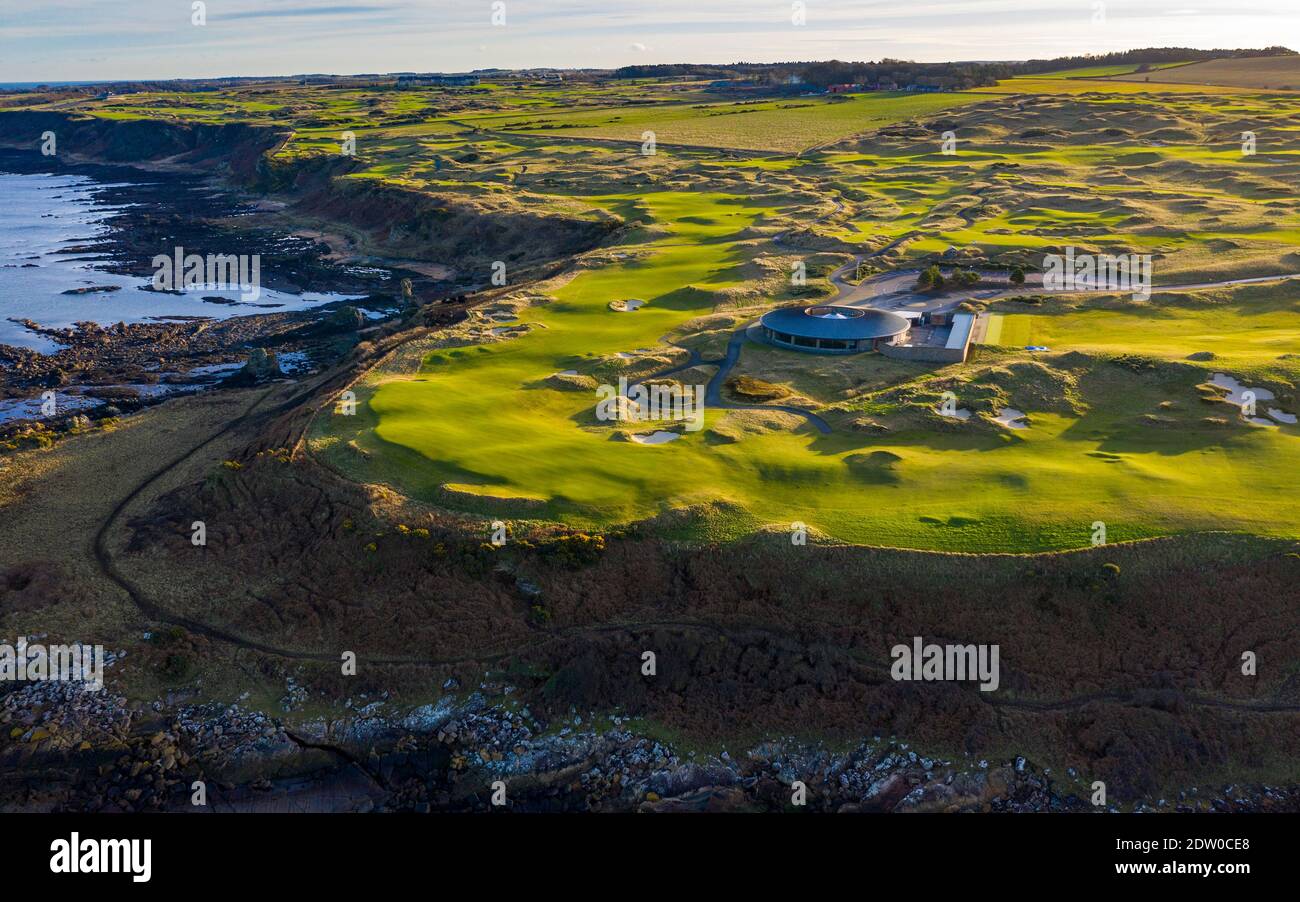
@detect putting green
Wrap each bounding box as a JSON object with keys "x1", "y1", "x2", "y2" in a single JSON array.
[{"x1": 981, "y1": 314, "x2": 1033, "y2": 348}]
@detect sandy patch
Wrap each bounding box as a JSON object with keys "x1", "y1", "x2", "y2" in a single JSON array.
[
  {"x1": 994, "y1": 407, "x2": 1029, "y2": 429},
  {"x1": 1208, "y1": 373, "x2": 1294, "y2": 424},
  {"x1": 1209, "y1": 372, "x2": 1275, "y2": 405},
  {"x1": 628, "y1": 430, "x2": 681, "y2": 444}
]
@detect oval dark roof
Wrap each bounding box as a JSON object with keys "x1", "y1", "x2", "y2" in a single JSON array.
[{"x1": 760, "y1": 304, "x2": 910, "y2": 341}]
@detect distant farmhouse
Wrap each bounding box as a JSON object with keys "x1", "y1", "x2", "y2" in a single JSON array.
[
  {"x1": 823, "y1": 82, "x2": 947, "y2": 94},
  {"x1": 396, "y1": 73, "x2": 481, "y2": 88}
]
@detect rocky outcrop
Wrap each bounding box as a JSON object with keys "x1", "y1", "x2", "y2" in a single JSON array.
[{"x1": 222, "y1": 349, "x2": 284, "y2": 387}]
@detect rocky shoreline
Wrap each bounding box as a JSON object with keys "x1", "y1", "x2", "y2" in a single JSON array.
[
  {"x1": 0, "y1": 149, "x2": 447, "y2": 427},
  {"x1": 4, "y1": 660, "x2": 1294, "y2": 813}
]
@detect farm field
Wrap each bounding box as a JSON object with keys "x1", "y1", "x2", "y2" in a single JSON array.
[
  {"x1": 1038, "y1": 62, "x2": 1195, "y2": 79},
  {"x1": 1113, "y1": 55, "x2": 1300, "y2": 90}
]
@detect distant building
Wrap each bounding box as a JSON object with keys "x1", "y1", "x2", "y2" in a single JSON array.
[
  {"x1": 708, "y1": 78, "x2": 765, "y2": 92},
  {"x1": 396, "y1": 74, "x2": 480, "y2": 88}
]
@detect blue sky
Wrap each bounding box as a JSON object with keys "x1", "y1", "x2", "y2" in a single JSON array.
[{"x1": 2, "y1": 0, "x2": 1297, "y2": 82}]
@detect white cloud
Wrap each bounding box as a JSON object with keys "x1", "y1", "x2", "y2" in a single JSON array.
[{"x1": 0, "y1": 0, "x2": 1297, "y2": 82}]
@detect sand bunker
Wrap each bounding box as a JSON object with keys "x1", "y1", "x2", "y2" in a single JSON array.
[
  {"x1": 628, "y1": 430, "x2": 681, "y2": 445},
  {"x1": 609, "y1": 299, "x2": 646, "y2": 312},
  {"x1": 993, "y1": 408, "x2": 1029, "y2": 429},
  {"x1": 1208, "y1": 373, "x2": 1295, "y2": 425},
  {"x1": 1209, "y1": 372, "x2": 1275, "y2": 405},
  {"x1": 937, "y1": 406, "x2": 972, "y2": 421}
]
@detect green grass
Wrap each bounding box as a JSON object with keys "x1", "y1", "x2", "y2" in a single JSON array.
[
  {"x1": 1023, "y1": 287, "x2": 1300, "y2": 374},
  {"x1": 312, "y1": 189, "x2": 1300, "y2": 552},
  {"x1": 973, "y1": 77, "x2": 1258, "y2": 96},
  {"x1": 291, "y1": 77, "x2": 1300, "y2": 553},
  {"x1": 490, "y1": 92, "x2": 984, "y2": 153},
  {"x1": 980, "y1": 314, "x2": 1033, "y2": 348}
]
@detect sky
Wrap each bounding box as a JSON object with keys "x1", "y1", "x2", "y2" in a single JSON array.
[{"x1": 2, "y1": 0, "x2": 1298, "y2": 83}]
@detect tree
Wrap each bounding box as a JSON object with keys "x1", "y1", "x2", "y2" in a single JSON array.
[
  {"x1": 1009, "y1": 265, "x2": 1026, "y2": 286},
  {"x1": 917, "y1": 265, "x2": 944, "y2": 291}
]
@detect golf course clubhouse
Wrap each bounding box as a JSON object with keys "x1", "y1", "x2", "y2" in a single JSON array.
[
  {"x1": 760, "y1": 303, "x2": 976, "y2": 363},
  {"x1": 760, "y1": 304, "x2": 911, "y2": 354}
]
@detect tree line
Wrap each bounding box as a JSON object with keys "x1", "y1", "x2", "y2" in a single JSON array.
[{"x1": 612, "y1": 47, "x2": 1297, "y2": 89}]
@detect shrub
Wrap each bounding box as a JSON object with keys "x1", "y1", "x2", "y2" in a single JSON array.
[{"x1": 917, "y1": 265, "x2": 944, "y2": 290}]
